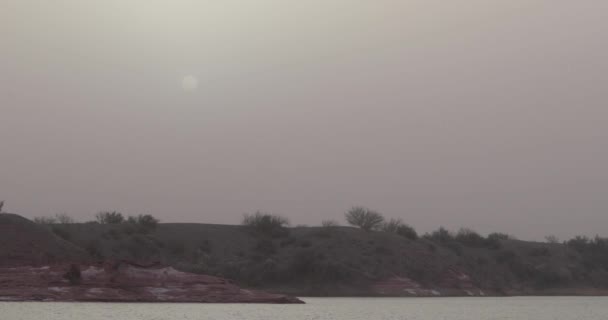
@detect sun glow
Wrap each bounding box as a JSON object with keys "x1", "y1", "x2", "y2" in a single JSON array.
[{"x1": 181, "y1": 75, "x2": 199, "y2": 91}]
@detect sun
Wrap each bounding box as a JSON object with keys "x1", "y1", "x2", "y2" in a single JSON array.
[{"x1": 181, "y1": 75, "x2": 199, "y2": 91}]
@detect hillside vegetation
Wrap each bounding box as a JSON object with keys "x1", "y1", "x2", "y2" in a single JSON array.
[{"x1": 4, "y1": 210, "x2": 608, "y2": 296}]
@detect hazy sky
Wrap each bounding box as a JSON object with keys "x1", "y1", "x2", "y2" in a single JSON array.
[{"x1": 1, "y1": 1, "x2": 607, "y2": 240}]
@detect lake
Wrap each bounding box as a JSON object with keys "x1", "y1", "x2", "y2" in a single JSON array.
[{"x1": 2, "y1": 297, "x2": 608, "y2": 320}]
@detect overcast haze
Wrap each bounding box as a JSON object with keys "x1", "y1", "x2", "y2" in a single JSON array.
[{"x1": 1, "y1": 1, "x2": 607, "y2": 241}]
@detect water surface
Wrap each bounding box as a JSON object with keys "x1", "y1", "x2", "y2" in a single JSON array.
[{"x1": 3, "y1": 297, "x2": 608, "y2": 320}]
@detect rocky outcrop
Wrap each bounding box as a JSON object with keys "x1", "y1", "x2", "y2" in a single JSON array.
[
  {"x1": 371, "y1": 268, "x2": 490, "y2": 297},
  {"x1": 0, "y1": 261, "x2": 303, "y2": 303}
]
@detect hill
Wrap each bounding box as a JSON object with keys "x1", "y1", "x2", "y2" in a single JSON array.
[
  {"x1": 0, "y1": 213, "x2": 87, "y2": 266},
  {"x1": 50, "y1": 219, "x2": 608, "y2": 296},
  {"x1": 4, "y1": 213, "x2": 608, "y2": 296}
]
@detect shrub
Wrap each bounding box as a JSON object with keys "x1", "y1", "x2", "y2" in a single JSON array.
[
  {"x1": 567, "y1": 236, "x2": 591, "y2": 252},
  {"x1": 487, "y1": 232, "x2": 512, "y2": 241},
  {"x1": 428, "y1": 227, "x2": 454, "y2": 243},
  {"x1": 375, "y1": 245, "x2": 393, "y2": 255},
  {"x1": 381, "y1": 218, "x2": 402, "y2": 233},
  {"x1": 285, "y1": 249, "x2": 353, "y2": 283},
  {"x1": 63, "y1": 264, "x2": 82, "y2": 285},
  {"x1": 381, "y1": 218, "x2": 418, "y2": 240},
  {"x1": 280, "y1": 236, "x2": 297, "y2": 247},
  {"x1": 299, "y1": 239, "x2": 312, "y2": 248},
  {"x1": 345, "y1": 206, "x2": 384, "y2": 231},
  {"x1": 95, "y1": 211, "x2": 125, "y2": 224},
  {"x1": 529, "y1": 247, "x2": 551, "y2": 257},
  {"x1": 127, "y1": 214, "x2": 160, "y2": 233},
  {"x1": 589, "y1": 269, "x2": 608, "y2": 288},
  {"x1": 484, "y1": 237, "x2": 503, "y2": 250},
  {"x1": 199, "y1": 239, "x2": 212, "y2": 253},
  {"x1": 314, "y1": 220, "x2": 340, "y2": 238},
  {"x1": 321, "y1": 220, "x2": 339, "y2": 227},
  {"x1": 168, "y1": 241, "x2": 186, "y2": 255},
  {"x1": 445, "y1": 241, "x2": 464, "y2": 256},
  {"x1": 52, "y1": 226, "x2": 71, "y2": 241},
  {"x1": 254, "y1": 238, "x2": 277, "y2": 255},
  {"x1": 495, "y1": 250, "x2": 517, "y2": 264},
  {"x1": 86, "y1": 240, "x2": 103, "y2": 259},
  {"x1": 242, "y1": 212, "x2": 289, "y2": 238},
  {"x1": 452, "y1": 228, "x2": 505, "y2": 249},
  {"x1": 289, "y1": 249, "x2": 316, "y2": 275},
  {"x1": 455, "y1": 228, "x2": 486, "y2": 247},
  {"x1": 566, "y1": 236, "x2": 608, "y2": 271},
  {"x1": 397, "y1": 225, "x2": 419, "y2": 240}
]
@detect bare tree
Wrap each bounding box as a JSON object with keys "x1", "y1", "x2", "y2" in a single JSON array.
[
  {"x1": 0, "y1": 201, "x2": 4, "y2": 213},
  {"x1": 345, "y1": 206, "x2": 384, "y2": 231}
]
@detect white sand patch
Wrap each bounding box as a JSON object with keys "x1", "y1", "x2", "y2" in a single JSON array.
[
  {"x1": 147, "y1": 287, "x2": 170, "y2": 294},
  {"x1": 87, "y1": 288, "x2": 104, "y2": 294},
  {"x1": 81, "y1": 267, "x2": 103, "y2": 278}
]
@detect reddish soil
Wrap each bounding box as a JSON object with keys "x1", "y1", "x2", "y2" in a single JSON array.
[{"x1": 0, "y1": 261, "x2": 303, "y2": 303}]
